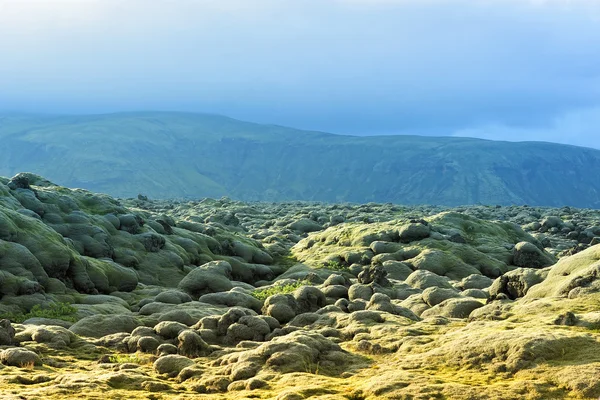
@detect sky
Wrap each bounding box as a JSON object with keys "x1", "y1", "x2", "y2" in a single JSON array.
[{"x1": 0, "y1": 0, "x2": 599, "y2": 148}]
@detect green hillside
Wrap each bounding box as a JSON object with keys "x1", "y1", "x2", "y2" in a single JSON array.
[{"x1": 1, "y1": 111, "x2": 600, "y2": 207}]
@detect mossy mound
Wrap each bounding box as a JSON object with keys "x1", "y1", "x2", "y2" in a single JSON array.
[{"x1": 292, "y1": 212, "x2": 554, "y2": 281}]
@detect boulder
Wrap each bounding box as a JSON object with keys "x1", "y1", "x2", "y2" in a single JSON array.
[
  {"x1": 422, "y1": 287, "x2": 462, "y2": 307},
  {"x1": 0, "y1": 319, "x2": 15, "y2": 345},
  {"x1": 0, "y1": 348, "x2": 42, "y2": 367},
  {"x1": 155, "y1": 290, "x2": 193, "y2": 305},
  {"x1": 512, "y1": 241, "x2": 555, "y2": 269},
  {"x1": 178, "y1": 261, "x2": 234, "y2": 298},
  {"x1": 398, "y1": 222, "x2": 430, "y2": 243},
  {"x1": 199, "y1": 291, "x2": 262, "y2": 313},
  {"x1": 405, "y1": 270, "x2": 453, "y2": 290},
  {"x1": 153, "y1": 355, "x2": 196, "y2": 377},
  {"x1": 70, "y1": 314, "x2": 140, "y2": 338},
  {"x1": 421, "y1": 298, "x2": 484, "y2": 319},
  {"x1": 178, "y1": 330, "x2": 211, "y2": 358},
  {"x1": 489, "y1": 268, "x2": 547, "y2": 300}
]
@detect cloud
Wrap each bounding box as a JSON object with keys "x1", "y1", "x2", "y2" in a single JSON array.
[
  {"x1": 453, "y1": 105, "x2": 600, "y2": 149},
  {"x1": 0, "y1": 0, "x2": 599, "y2": 148}
]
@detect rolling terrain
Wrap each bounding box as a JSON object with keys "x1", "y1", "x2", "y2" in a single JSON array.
[
  {"x1": 1, "y1": 112, "x2": 600, "y2": 207},
  {"x1": 1, "y1": 173, "x2": 600, "y2": 399}
]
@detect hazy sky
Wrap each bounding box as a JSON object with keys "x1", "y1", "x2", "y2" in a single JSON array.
[{"x1": 1, "y1": 0, "x2": 599, "y2": 147}]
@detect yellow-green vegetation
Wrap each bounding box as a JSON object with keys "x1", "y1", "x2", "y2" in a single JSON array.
[
  {"x1": 320, "y1": 260, "x2": 351, "y2": 272},
  {"x1": 4, "y1": 173, "x2": 600, "y2": 399},
  {"x1": 251, "y1": 280, "x2": 310, "y2": 300},
  {"x1": 0, "y1": 302, "x2": 78, "y2": 323},
  {"x1": 108, "y1": 353, "x2": 152, "y2": 365}
]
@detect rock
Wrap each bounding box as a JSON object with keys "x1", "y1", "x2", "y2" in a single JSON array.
[
  {"x1": 525, "y1": 244, "x2": 600, "y2": 299},
  {"x1": 158, "y1": 310, "x2": 196, "y2": 326},
  {"x1": 154, "y1": 321, "x2": 188, "y2": 339},
  {"x1": 0, "y1": 319, "x2": 15, "y2": 345},
  {"x1": 541, "y1": 216, "x2": 563, "y2": 229},
  {"x1": 405, "y1": 270, "x2": 453, "y2": 290},
  {"x1": 421, "y1": 298, "x2": 484, "y2": 319},
  {"x1": 178, "y1": 261, "x2": 234, "y2": 298},
  {"x1": 199, "y1": 291, "x2": 263, "y2": 313},
  {"x1": 217, "y1": 307, "x2": 256, "y2": 335},
  {"x1": 459, "y1": 274, "x2": 494, "y2": 290},
  {"x1": 219, "y1": 331, "x2": 363, "y2": 377},
  {"x1": 157, "y1": 343, "x2": 179, "y2": 356},
  {"x1": 512, "y1": 241, "x2": 555, "y2": 269},
  {"x1": 262, "y1": 295, "x2": 297, "y2": 324},
  {"x1": 358, "y1": 265, "x2": 390, "y2": 286},
  {"x1": 153, "y1": 355, "x2": 196, "y2": 377},
  {"x1": 178, "y1": 330, "x2": 211, "y2": 358},
  {"x1": 370, "y1": 241, "x2": 402, "y2": 255},
  {"x1": 554, "y1": 312, "x2": 578, "y2": 326},
  {"x1": 0, "y1": 348, "x2": 42, "y2": 367},
  {"x1": 489, "y1": 268, "x2": 547, "y2": 300},
  {"x1": 461, "y1": 288, "x2": 489, "y2": 299},
  {"x1": 398, "y1": 222, "x2": 430, "y2": 243},
  {"x1": 366, "y1": 293, "x2": 419, "y2": 320},
  {"x1": 137, "y1": 232, "x2": 166, "y2": 252},
  {"x1": 137, "y1": 336, "x2": 161, "y2": 353},
  {"x1": 16, "y1": 325, "x2": 76, "y2": 348},
  {"x1": 289, "y1": 219, "x2": 322, "y2": 233},
  {"x1": 382, "y1": 260, "x2": 413, "y2": 281},
  {"x1": 399, "y1": 294, "x2": 430, "y2": 316},
  {"x1": 323, "y1": 274, "x2": 348, "y2": 287},
  {"x1": 321, "y1": 284, "x2": 348, "y2": 299},
  {"x1": 155, "y1": 290, "x2": 193, "y2": 304},
  {"x1": 293, "y1": 286, "x2": 326, "y2": 313},
  {"x1": 348, "y1": 283, "x2": 374, "y2": 301},
  {"x1": 70, "y1": 315, "x2": 140, "y2": 338},
  {"x1": 225, "y1": 316, "x2": 271, "y2": 344},
  {"x1": 422, "y1": 287, "x2": 462, "y2": 307}
]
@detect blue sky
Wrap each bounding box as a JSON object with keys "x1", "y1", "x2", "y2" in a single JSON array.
[{"x1": 1, "y1": 0, "x2": 599, "y2": 148}]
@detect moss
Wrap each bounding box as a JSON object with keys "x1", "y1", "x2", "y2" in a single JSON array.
[
  {"x1": 0, "y1": 302, "x2": 78, "y2": 323},
  {"x1": 108, "y1": 353, "x2": 151, "y2": 365},
  {"x1": 319, "y1": 260, "x2": 350, "y2": 273},
  {"x1": 251, "y1": 280, "x2": 310, "y2": 301}
]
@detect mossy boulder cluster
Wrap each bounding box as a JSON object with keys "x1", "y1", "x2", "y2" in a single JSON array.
[{"x1": 2, "y1": 173, "x2": 600, "y2": 399}]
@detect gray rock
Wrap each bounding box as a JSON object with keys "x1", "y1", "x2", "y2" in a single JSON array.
[
  {"x1": 199, "y1": 291, "x2": 262, "y2": 313},
  {"x1": 489, "y1": 268, "x2": 547, "y2": 300},
  {"x1": 178, "y1": 330, "x2": 211, "y2": 358},
  {"x1": 155, "y1": 290, "x2": 193, "y2": 304},
  {"x1": 398, "y1": 223, "x2": 430, "y2": 243},
  {"x1": 422, "y1": 287, "x2": 462, "y2": 307},
  {"x1": 153, "y1": 355, "x2": 196, "y2": 377},
  {"x1": 421, "y1": 298, "x2": 484, "y2": 319},
  {"x1": 0, "y1": 347, "x2": 42, "y2": 367},
  {"x1": 154, "y1": 321, "x2": 188, "y2": 339},
  {"x1": 405, "y1": 270, "x2": 453, "y2": 290},
  {"x1": 178, "y1": 261, "x2": 234, "y2": 298},
  {"x1": 512, "y1": 241, "x2": 555, "y2": 269},
  {"x1": 69, "y1": 314, "x2": 140, "y2": 338},
  {"x1": 0, "y1": 319, "x2": 15, "y2": 345}
]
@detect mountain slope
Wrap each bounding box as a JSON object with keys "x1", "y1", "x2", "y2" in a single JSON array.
[{"x1": 1, "y1": 111, "x2": 600, "y2": 207}]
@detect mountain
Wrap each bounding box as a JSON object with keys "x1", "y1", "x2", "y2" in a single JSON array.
[{"x1": 1, "y1": 111, "x2": 600, "y2": 207}]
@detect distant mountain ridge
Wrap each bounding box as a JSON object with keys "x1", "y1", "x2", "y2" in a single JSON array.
[{"x1": 1, "y1": 111, "x2": 600, "y2": 207}]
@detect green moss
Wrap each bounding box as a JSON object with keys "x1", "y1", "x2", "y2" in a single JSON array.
[
  {"x1": 320, "y1": 260, "x2": 350, "y2": 273},
  {"x1": 0, "y1": 302, "x2": 78, "y2": 323},
  {"x1": 108, "y1": 353, "x2": 150, "y2": 364},
  {"x1": 272, "y1": 254, "x2": 298, "y2": 268},
  {"x1": 251, "y1": 280, "x2": 310, "y2": 301}
]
